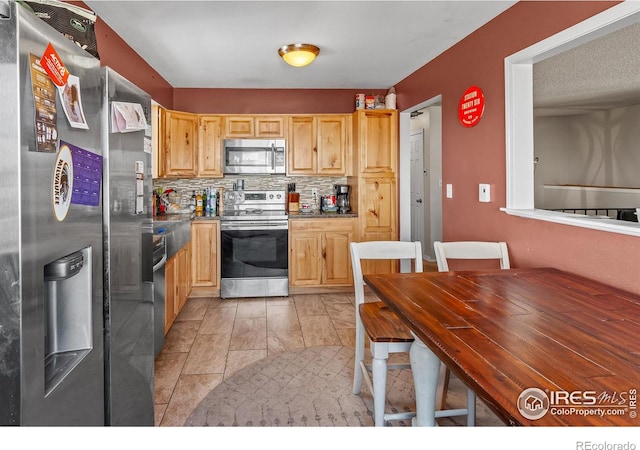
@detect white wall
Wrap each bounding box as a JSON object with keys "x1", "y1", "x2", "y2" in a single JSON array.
[{"x1": 534, "y1": 103, "x2": 640, "y2": 210}]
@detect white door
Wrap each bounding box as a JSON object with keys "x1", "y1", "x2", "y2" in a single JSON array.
[{"x1": 410, "y1": 130, "x2": 425, "y2": 250}]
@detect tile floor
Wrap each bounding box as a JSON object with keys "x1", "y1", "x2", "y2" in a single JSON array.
[
  {"x1": 154, "y1": 292, "x2": 359, "y2": 426},
  {"x1": 153, "y1": 261, "x2": 503, "y2": 427}
]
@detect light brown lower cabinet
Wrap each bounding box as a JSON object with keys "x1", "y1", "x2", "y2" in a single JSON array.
[
  {"x1": 289, "y1": 218, "x2": 356, "y2": 287},
  {"x1": 191, "y1": 221, "x2": 219, "y2": 288},
  {"x1": 164, "y1": 243, "x2": 191, "y2": 334}
]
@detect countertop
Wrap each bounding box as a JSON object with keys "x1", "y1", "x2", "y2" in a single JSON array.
[
  {"x1": 153, "y1": 212, "x2": 357, "y2": 222},
  {"x1": 287, "y1": 212, "x2": 358, "y2": 219}
]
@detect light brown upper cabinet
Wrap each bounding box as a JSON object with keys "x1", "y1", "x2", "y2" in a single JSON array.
[
  {"x1": 224, "y1": 115, "x2": 286, "y2": 138},
  {"x1": 164, "y1": 109, "x2": 198, "y2": 177},
  {"x1": 198, "y1": 116, "x2": 223, "y2": 178},
  {"x1": 287, "y1": 114, "x2": 351, "y2": 176},
  {"x1": 353, "y1": 109, "x2": 397, "y2": 174}
]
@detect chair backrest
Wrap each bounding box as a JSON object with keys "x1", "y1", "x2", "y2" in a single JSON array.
[
  {"x1": 350, "y1": 241, "x2": 423, "y2": 305},
  {"x1": 433, "y1": 241, "x2": 510, "y2": 272}
]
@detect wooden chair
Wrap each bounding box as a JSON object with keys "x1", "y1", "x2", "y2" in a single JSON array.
[
  {"x1": 432, "y1": 240, "x2": 510, "y2": 410},
  {"x1": 434, "y1": 240, "x2": 510, "y2": 272},
  {"x1": 351, "y1": 240, "x2": 475, "y2": 426}
]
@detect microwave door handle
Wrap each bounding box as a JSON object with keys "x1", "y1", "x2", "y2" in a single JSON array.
[{"x1": 271, "y1": 143, "x2": 276, "y2": 171}]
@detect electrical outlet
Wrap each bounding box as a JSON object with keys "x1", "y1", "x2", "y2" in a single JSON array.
[{"x1": 311, "y1": 188, "x2": 318, "y2": 202}]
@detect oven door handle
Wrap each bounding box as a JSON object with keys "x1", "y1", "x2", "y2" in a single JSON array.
[
  {"x1": 153, "y1": 254, "x2": 167, "y2": 272},
  {"x1": 221, "y1": 222, "x2": 288, "y2": 231}
]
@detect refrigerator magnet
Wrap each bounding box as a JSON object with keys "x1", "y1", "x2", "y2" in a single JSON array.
[
  {"x1": 52, "y1": 144, "x2": 73, "y2": 222},
  {"x1": 59, "y1": 74, "x2": 89, "y2": 129}
]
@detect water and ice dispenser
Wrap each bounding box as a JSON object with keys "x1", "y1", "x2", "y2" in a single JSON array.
[{"x1": 43, "y1": 247, "x2": 93, "y2": 395}]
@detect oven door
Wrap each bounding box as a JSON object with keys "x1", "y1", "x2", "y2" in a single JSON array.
[{"x1": 220, "y1": 220, "x2": 289, "y2": 298}]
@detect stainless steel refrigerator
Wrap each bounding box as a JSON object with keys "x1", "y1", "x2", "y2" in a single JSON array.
[
  {"x1": 0, "y1": 1, "x2": 153, "y2": 425},
  {"x1": 101, "y1": 67, "x2": 154, "y2": 426}
]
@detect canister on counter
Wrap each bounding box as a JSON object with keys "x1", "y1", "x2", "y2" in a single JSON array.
[
  {"x1": 355, "y1": 93, "x2": 365, "y2": 110},
  {"x1": 365, "y1": 95, "x2": 375, "y2": 110}
]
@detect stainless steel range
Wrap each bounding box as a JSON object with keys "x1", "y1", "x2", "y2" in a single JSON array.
[{"x1": 220, "y1": 190, "x2": 288, "y2": 299}]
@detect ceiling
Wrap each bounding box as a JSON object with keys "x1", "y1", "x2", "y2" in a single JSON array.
[
  {"x1": 84, "y1": 1, "x2": 516, "y2": 89},
  {"x1": 534, "y1": 20, "x2": 640, "y2": 116}
]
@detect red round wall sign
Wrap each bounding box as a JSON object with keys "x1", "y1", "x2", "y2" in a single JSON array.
[{"x1": 458, "y1": 86, "x2": 485, "y2": 127}]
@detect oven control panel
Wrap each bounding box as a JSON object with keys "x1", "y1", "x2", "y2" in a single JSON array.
[{"x1": 224, "y1": 190, "x2": 286, "y2": 208}]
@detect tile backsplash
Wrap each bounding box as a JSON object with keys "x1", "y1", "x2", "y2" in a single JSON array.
[{"x1": 153, "y1": 175, "x2": 347, "y2": 209}]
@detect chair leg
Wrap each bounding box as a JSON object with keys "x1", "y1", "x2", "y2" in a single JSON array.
[
  {"x1": 353, "y1": 322, "x2": 365, "y2": 395},
  {"x1": 409, "y1": 337, "x2": 441, "y2": 426},
  {"x1": 467, "y1": 389, "x2": 476, "y2": 426},
  {"x1": 371, "y1": 353, "x2": 388, "y2": 427}
]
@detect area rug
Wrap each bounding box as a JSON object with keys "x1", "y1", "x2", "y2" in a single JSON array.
[{"x1": 185, "y1": 346, "x2": 415, "y2": 427}]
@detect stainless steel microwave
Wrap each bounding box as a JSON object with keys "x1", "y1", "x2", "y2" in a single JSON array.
[{"x1": 223, "y1": 139, "x2": 286, "y2": 175}]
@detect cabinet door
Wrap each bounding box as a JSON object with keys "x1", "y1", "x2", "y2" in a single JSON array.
[
  {"x1": 289, "y1": 232, "x2": 322, "y2": 286},
  {"x1": 165, "y1": 110, "x2": 197, "y2": 177},
  {"x1": 317, "y1": 115, "x2": 348, "y2": 175},
  {"x1": 361, "y1": 176, "x2": 396, "y2": 234},
  {"x1": 191, "y1": 221, "x2": 219, "y2": 287},
  {"x1": 322, "y1": 230, "x2": 353, "y2": 285},
  {"x1": 359, "y1": 176, "x2": 397, "y2": 274},
  {"x1": 287, "y1": 116, "x2": 316, "y2": 175},
  {"x1": 356, "y1": 110, "x2": 397, "y2": 174},
  {"x1": 164, "y1": 256, "x2": 176, "y2": 334},
  {"x1": 224, "y1": 116, "x2": 254, "y2": 138},
  {"x1": 199, "y1": 116, "x2": 223, "y2": 177},
  {"x1": 255, "y1": 116, "x2": 285, "y2": 138},
  {"x1": 152, "y1": 104, "x2": 165, "y2": 178}
]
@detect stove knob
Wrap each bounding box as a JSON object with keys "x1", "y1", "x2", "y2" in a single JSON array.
[{"x1": 269, "y1": 194, "x2": 274, "y2": 200}]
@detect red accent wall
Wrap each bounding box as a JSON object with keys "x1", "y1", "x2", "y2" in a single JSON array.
[
  {"x1": 173, "y1": 89, "x2": 386, "y2": 114},
  {"x1": 396, "y1": 1, "x2": 640, "y2": 294},
  {"x1": 73, "y1": 1, "x2": 640, "y2": 293},
  {"x1": 71, "y1": 1, "x2": 173, "y2": 108}
]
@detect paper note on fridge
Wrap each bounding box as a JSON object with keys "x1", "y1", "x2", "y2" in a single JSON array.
[
  {"x1": 111, "y1": 101, "x2": 148, "y2": 133},
  {"x1": 59, "y1": 74, "x2": 89, "y2": 129}
]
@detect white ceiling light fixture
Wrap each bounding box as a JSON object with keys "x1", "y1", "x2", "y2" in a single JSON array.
[{"x1": 278, "y1": 43, "x2": 320, "y2": 67}]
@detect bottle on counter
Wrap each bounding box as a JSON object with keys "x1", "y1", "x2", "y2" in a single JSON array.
[
  {"x1": 190, "y1": 190, "x2": 196, "y2": 211},
  {"x1": 205, "y1": 187, "x2": 211, "y2": 217},
  {"x1": 209, "y1": 188, "x2": 218, "y2": 216},
  {"x1": 195, "y1": 190, "x2": 203, "y2": 216},
  {"x1": 202, "y1": 189, "x2": 208, "y2": 216}
]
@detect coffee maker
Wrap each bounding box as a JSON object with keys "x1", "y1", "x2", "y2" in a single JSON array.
[{"x1": 334, "y1": 184, "x2": 350, "y2": 214}]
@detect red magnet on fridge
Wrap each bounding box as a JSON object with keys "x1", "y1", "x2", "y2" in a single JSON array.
[{"x1": 41, "y1": 43, "x2": 69, "y2": 87}]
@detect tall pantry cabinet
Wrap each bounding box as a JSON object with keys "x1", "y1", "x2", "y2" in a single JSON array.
[{"x1": 349, "y1": 109, "x2": 399, "y2": 274}]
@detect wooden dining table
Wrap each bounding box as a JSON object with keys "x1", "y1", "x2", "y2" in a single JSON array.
[{"x1": 363, "y1": 267, "x2": 640, "y2": 426}]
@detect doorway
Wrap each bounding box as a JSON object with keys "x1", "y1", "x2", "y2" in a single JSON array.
[
  {"x1": 399, "y1": 97, "x2": 442, "y2": 262},
  {"x1": 410, "y1": 129, "x2": 425, "y2": 248}
]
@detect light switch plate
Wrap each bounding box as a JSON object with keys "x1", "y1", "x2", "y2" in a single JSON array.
[
  {"x1": 479, "y1": 183, "x2": 491, "y2": 202},
  {"x1": 446, "y1": 184, "x2": 453, "y2": 198}
]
